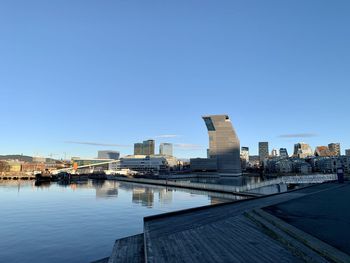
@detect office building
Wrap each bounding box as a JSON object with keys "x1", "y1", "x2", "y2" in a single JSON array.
[
  {"x1": 98, "y1": 150, "x2": 120, "y2": 160},
  {"x1": 241, "y1": 147, "x2": 249, "y2": 162},
  {"x1": 293, "y1": 143, "x2": 313, "y2": 158},
  {"x1": 259, "y1": 142, "x2": 269, "y2": 162},
  {"x1": 120, "y1": 155, "x2": 168, "y2": 172},
  {"x1": 279, "y1": 148, "x2": 289, "y2": 158},
  {"x1": 271, "y1": 149, "x2": 278, "y2": 157},
  {"x1": 134, "y1": 143, "x2": 143, "y2": 155},
  {"x1": 328, "y1": 143, "x2": 341, "y2": 156},
  {"x1": 346, "y1": 149, "x2": 350, "y2": 156},
  {"x1": 202, "y1": 115, "x2": 241, "y2": 175},
  {"x1": 159, "y1": 143, "x2": 173, "y2": 156},
  {"x1": 142, "y1": 140, "x2": 155, "y2": 155}
]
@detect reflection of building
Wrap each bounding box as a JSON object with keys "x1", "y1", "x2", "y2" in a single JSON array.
[
  {"x1": 202, "y1": 115, "x2": 241, "y2": 174},
  {"x1": 159, "y1": 189, "x2": 173, "y2": 205},
  {"x1": 328, "y1": 143, "x2": 341, "y2": 156},
  {"x1": 98, "y1": 151, "x2": 120, "y2": 160},
  {"x1": 159, "y1": 143, "x2": 173, "y2": 156},
  {"x1": 132, "y1": 188, "x2": 154, "y2": 207},
  {"x1": 293, "y1": 143, "x2": 313, "y2": 158},
  {"x1": 259, "y1": 142, "x2": 269, "y2": 162},
  {"x1": 211, "y1": 197, "x2": 225, "y2": 205}
]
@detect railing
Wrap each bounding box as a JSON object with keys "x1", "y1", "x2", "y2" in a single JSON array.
[{"x1": 114, "y1": 174, "x2": 337, "y2": 194}]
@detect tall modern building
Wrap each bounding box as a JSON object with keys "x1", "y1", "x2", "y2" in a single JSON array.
[
  {"x1": 134, "y1": 143, "x2": 143, "y2": 155},
  {"x1": 293, "y1": 143, "x2": 313, "y2": 158},
  {"x1": 346, "y1": 149, "x2": 350, "y2": 156},
  {"x1": 203, "y1": 115, "x2": 241, "y2": 175},
  {"x1": 259, "y1": 142, "x2": 269, "y2": 162},
  {"x1": 279, "y1": 148, "x2": 289, "y2": 158},
  {"x1": 142, "y1": 140, "x2": 155, "y2": 155},
  {"x1": 328, "y1": 143, "x2": 341, "y2": 156},
  {"x1": 98, "y1": 150, "x2": 120, "y2": 160},
  {"x1": 159, "y1": 143, "x2": 173, "y2": 156}
]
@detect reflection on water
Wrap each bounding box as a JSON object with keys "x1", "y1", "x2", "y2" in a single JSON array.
[
  {"x1": 0, "y1": 179, "x2": 242, "y2": 263},
  {"x1": 182, "y1": 174, "x2": 266, "y2": 186}
]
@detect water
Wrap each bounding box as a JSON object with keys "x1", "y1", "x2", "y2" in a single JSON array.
[{"x1": 0, "y1": 180, "x2": 240, "y2": 263}]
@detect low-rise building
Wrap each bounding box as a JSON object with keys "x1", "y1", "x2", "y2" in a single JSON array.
[
  {"x1": 275, "y1": 159, "x2": 293, "y2": 173},
  {"x1": 120, "y1": 155, "x2": 168, "y2": 173}
]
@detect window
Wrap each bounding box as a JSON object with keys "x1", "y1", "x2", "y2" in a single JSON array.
[{"x1": 203, "y1": 117, "x2": 215, "y2": 131}]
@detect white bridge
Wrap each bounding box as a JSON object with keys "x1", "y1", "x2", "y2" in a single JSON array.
[{"x1": 52, "y1": 160, "x2": 120, "y2": 174}]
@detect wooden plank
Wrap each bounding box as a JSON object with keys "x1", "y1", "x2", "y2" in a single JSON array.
[{"x1": 108, "y1": 234, "x2": 144, "y2": 263}]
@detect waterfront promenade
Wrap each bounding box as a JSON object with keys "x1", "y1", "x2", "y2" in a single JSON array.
[
  {"x1": 94, "y1": 181, "x2": 350, "y2": 263},
  {"x1": 112, "y1": 174, "x2": 337, "y2": 196}
]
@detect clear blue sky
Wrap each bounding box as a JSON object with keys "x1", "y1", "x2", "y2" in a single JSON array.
[{"x1": 1, "y1": 0, "x2": 349, "y2": 159}]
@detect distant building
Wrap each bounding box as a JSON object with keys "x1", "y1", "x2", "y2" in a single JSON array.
[
  {"x1": 311, "y1": 157, "x2": 339, "y2": 173},
  {"x1": 241, "y1": 147, "x2": 249, "y2": 162},
  {"x1": 315, "y1": 146, "x2": 333, "y2": 157},
  {"x1": 159, "y1": 143, "x2": 173, "y2": 156},
  {"x1": 275, "y1": 159, "x2": 293, "y2": 173},
  {"x1": 259, "y1": 142, "x2": 269, "y2": 162},
  {"x1": 279, "y1": 148, "x2": 289, "y2": 158},
  {"x1": 271, "y1": 149, "x2": 278, "y2": 157},
  {"x1": 120, "y1": 155, "x2": 168, "y2": 172},
  {"x1": 248, "y1": 155, "x2": 260, "y2": 168},
  {"x1": 346, "y1": 149, "x2": 350, "y2": 157},
  {"x1": 134, "y1": 143, "x2": 143, "y2": 155},
  {"x1": 33, "y1": 156, "x2": 46, "y2": 163},
  {"x1": 328, "y1": 143, "x2": 341, "y2": 156},
  {"x1": 203, "y1": 115, "x2": 241, "y2": 174},
  {"x1": 7, "y1": 161, "x2": 22, "y2": 172},
  {"x1": 142, "y1": 140, "x2": 155, "y2": 155},
  {"x1": 293, "y1": 143, "x2": 313, "y2": 158},
  {"x1": 98, "y1": 150, "x2": 120, "y2": 160},
  {"x1": 190, "y1": 158, "x2": 217, "y2": 172}
]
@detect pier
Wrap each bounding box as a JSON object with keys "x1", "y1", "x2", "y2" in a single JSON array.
[
  {"x1": 0, "y1": 174, "x2": 35, "y2": 180},
  {"x1": 93, "y1": 181, "x2": 350, "y2": 263},
  {"x1": 111, "y1": 174, "x2": 337, "y2": 196}
]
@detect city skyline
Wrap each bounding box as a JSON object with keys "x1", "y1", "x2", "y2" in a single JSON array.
[{"x1": 1, "y1": 1, "x2": 350, "y2": 158}]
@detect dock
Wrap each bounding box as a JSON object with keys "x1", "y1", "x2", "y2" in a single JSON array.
[{"x1": 93, "y1": 181, "x2": 350, "y2": 263}]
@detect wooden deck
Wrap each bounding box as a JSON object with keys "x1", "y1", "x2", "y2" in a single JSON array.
[
  {"x1": 108, "y1": 234, "x2": 144, "y2": 263},
  {"x1": 93, "y1": 182, "x2": 350, "y2": 263}
]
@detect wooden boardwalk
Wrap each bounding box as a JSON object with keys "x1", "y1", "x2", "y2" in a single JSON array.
[{"x1": 93, "y1": 182, "x2": 350, "y2": 263}]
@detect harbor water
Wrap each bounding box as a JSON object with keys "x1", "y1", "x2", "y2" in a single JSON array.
[{"x1": 0, "y1": 180, "x2": 239, "y2": 263}]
